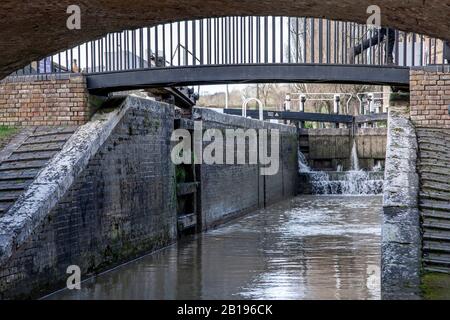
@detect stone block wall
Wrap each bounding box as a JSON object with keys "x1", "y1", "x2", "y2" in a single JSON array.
[
  {"x1": 194, "y1": 109, "x2": 298, "y2": 230},
  {"x1": 0, "y1": 97, "x2": 176, "y2": 299},
  {"x1": 0, "y1": 74, "x2": 89, "y2": 126},
  {"x1": 410, "y1": 66, "x2": 450, "y2": 128},
  {"x1": 382, "y1": 98, "x2": 421, "y2": 300}
]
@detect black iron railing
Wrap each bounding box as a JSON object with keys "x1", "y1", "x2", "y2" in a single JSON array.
[{"x1": 10, "y1": 16, "x2": 449, "y2": 76}]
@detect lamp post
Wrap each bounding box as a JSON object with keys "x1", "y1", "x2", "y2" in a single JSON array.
[
  {"x1": 285, "y1": 94, "x2": 291, "y2": 111},
  {"x1": 300, "y1": 95, "x2": 306, "y2": 112}
]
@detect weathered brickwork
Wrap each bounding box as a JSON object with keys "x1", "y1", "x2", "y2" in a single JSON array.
[
  {"x1": 195, "y1": 109, "x2": 298, "y2": 230},
  {"x1": 0, "y1": 74, "x2": 89, "y2": 126},
  {"x1": 0, "y1": 101, "x2": 298, "y2": 298},
  {"x1": 0, "y1": 99, "x2": 176, "y2": 299},
  {"x1": 410, "y1": 67, "x2": 450, "y2": 128}
]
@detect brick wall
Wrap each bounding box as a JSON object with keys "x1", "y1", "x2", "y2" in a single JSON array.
[
  {"x1": 0, "y1": 101, "x2": 298, "y2": 298},
  {"x1": 0, "y1": 74, "x2": 89, "y2": 126},
  {"x1": 0, "y1": 98, "x2": 176, "y2": 299},
  {"x1": 410, "y1": 66, "x2": 450, "y2": 128}
]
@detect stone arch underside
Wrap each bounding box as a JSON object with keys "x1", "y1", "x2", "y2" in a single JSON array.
[{"x1": 0, "y1": 0, "x2": 449, "y2": 79}]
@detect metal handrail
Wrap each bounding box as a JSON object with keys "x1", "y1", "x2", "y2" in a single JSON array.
[{"x1": 9, "y1": 16, "x2": 448, "y2": 77}]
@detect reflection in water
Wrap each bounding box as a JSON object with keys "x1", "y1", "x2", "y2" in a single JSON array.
[{"x1": 45, "y1": 195, "x2": 381, "y2": 300}]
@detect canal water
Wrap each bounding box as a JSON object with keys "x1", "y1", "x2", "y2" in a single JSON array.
[{"x1": 45, "y1": 195, "x2": 382, "y2": 300}]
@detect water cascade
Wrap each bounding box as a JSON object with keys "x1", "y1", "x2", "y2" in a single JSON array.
[
  {"x1": 350, "y1": 140, "x2": 360, "y2": 171},
  {"x1": 298, "y1": 149, "x2": 384, "y2": 195}
]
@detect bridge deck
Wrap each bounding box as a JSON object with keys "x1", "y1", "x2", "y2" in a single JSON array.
[{"x1": 86, "y1": 64, "x2": 410, "y2": 94}]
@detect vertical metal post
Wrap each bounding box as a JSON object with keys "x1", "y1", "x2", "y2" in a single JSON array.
[
  {"x1": 169, "y1": 24, "x2": 173, "y2": 66},
  {"x1": 137, "y1": 29, "x2": 142, "y2": 68},
  {"x1": 280, "y1": 17, "x2": 284, "y2": 63},
  {"x1": 326, "y1": 20, "x2": 330, "y2": 64},
  {"x1": 155, "y1": 26, "x2": 159, "y2": 66},
  {"x1": 288, "y1": 17, "x2": 291, "y2": 63},
  {"x1": 318, "y1": 18, "x2": 323, "y2": 64},
  {"x1": 403, "y1": 32, "x2": 407, "y2": 67},
  {"x1": 310, "y1": 18, "x2": 315, "y2": 63},
  {"x1": 303, "y1": 18, "x2": 307, "y2": 63},
  {"x1": 162, "y1": 25, "x2": 166, "y2": 66},
  {"x1": 295, "y1": 18, "x2": 299, "y2": 63},
  {"x1": 395, "y1": 30, "x2": 400, "y2": 65},
  {"x1": 256, "y1": 17, "x2": 260, "y2": 63},
  {"x1": 193, "y1": 20, "x2": 197, "y2": 66},
  {"x1": 420, "y1": 34, "x2": 424, "y2": 66},
  {"x1": 272, "y1": 16, "x2": 276, "y2": 63},
  {"x1": 335, "y1": 21, "x2": 338, "y2": 64},
  {"x1": 177, "y1": 22, "x2": 181, "y2": 66}
]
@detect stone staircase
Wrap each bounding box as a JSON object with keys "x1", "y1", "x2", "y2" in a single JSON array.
[
  {"x1": 417, "y1": 127, "x2": 450, "y2": 274},
  {"x1": 0, "y1": 127, "x2": 77, "y2": 216}
]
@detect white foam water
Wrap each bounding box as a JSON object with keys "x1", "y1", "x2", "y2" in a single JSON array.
[
  {"x1": 350, "y1": 140, "x2": 360, "y2": 171},
  {"x1": 298, "y1": 149, "x2": 384, "y2": 195}
]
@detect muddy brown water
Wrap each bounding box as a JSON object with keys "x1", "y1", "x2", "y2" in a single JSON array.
[{"x1": 45, "y1": 195, "x2": 382, "y2": 300}]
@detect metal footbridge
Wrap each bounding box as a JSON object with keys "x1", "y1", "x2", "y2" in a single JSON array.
[{"x1": 10, "y1": 16, "x2": 448, "y2": 94}]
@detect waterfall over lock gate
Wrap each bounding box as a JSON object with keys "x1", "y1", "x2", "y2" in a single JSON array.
[{"x1": 298, "y1": 149, "x2": 384, "y2": 195}]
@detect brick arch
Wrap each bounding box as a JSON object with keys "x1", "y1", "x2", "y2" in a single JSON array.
[{"x1": 1, "y1": 0, "x2": 449, "y2": 79}]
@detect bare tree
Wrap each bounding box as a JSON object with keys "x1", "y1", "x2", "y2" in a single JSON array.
[{"x1": 286, "y1": 18, "x2": 382, "y2": 116}]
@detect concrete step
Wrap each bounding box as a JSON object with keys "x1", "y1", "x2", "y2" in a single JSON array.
[
  {"x1": 3, "y1": 151, "x2": 57, "y2": 162},
  {"x1": 420, "y1": 200, "x2": 450, "y2": 212},
  {"x1": 423, "y1": 266, "x2": 450, "y2": 274},
  {"x1": 30, "y1": 127, "x2": 77, "y2": 138},
  {"x1": 419, "y1": 152, "x2": 450, "y2": 162},
  {"x1": 0, "y1": 181, "x2": 30, "y2": 191},
  {"x1": 0, "y1": 191, "x2": 22, "y2": 202},
  {"x1": 420, "y1": 162, "x2": 450, "y2": 169},
  {"x1": 23, "y1": 133, "x2": 74, "y2": 145},
  {"x1": 424, "y1": 241, "x2": 450, "y2": 253},
  {"x1": 421, "y1": 181, "x2": 450, "y2": 194},
  {"x1": 418, "y1": 162, "x2": 450, "y2": 170},
  {"x1": 14, "y1": 141, "x2": 66, "y2": 153},
  {"x1": 419, "y1": 173, "x2": 450, "y2": 185},
  {"x1": 419, "y1": 146, "x2": 449, "y2": 154},
  {"x1": 417, "y1": 132, "x2": 450, "y2": 139},
  {"x1": 0, "y1": 127, "x2": 76, "y2": 218},
  {"x1": 423, "y1": 219, "x2": 450, "y2": 231},
  {"x1": 420, "y1": 191, "x2": 450, "y2": 202},
  {"x1": 416, "y1": 129, "x2": 450, "y2": 137},
  {"x1": 418, "y1": 167, "x2": 450, "y2": 177},
  {"x1": 0, "y1": 159, "x2": 49, "y2": 171},
  {"x1": 0, "y1": 168, "x2": 40, "y2": 181},
  {"x1": 423, "y1": 254, "x2": 450, "y2": 268},
  {"x1": 424, "y1": 230, "x2": 450, "y2": 242},
  {"x1": 422, "y1": 210, "x2": 450, "y2": 220},
  {"x1": 418, "y1": 140, "x2": 449, "y2": 150}
]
